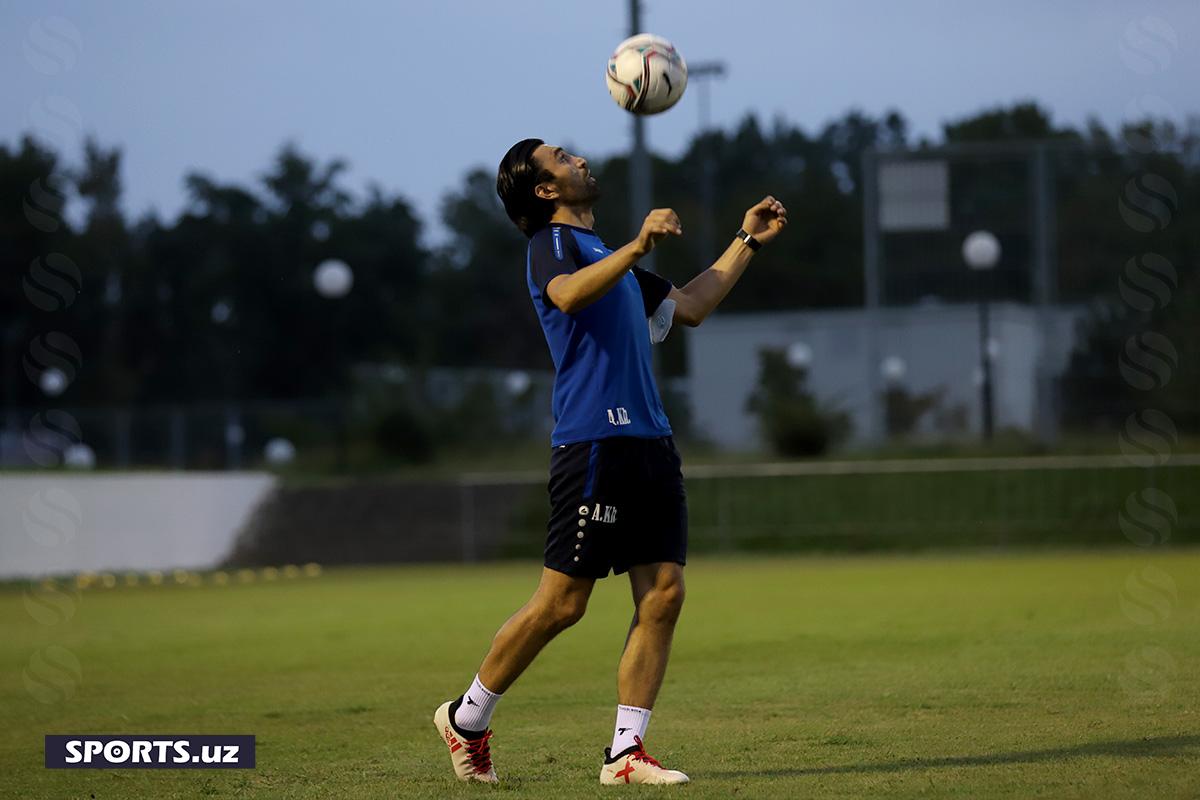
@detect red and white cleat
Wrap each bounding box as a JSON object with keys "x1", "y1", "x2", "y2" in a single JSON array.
[
  {"x1": 599, "y1": 736, "x2": 689, "y2": 785},
  {"x1": 433, "y1": 698, "x2": 498, "y2": 783}
]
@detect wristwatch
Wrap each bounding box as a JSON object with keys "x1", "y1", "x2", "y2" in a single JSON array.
[{"x1": 735, "y1": 228, "x2": 761, "y2": 251}]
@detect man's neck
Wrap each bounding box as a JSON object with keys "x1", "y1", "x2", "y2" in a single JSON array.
[{"x1": 550, "y1": 206, "x2": 595, "y2": 230}]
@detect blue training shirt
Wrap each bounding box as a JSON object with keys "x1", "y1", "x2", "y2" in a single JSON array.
[{"x1": 526, "y1": 223, "x2": 674, "y2": 446}]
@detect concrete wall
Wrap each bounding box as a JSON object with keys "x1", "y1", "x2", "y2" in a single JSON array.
[
  {"x1": 686, "y1": 302, "x2": 1084, "y2": 450},
  {"x1": 0, "y1": 473, "x2": 276, "y2": 579}
]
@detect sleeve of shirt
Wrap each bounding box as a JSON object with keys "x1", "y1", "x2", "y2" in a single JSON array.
[
  {"x1": 528, "y1": 227, "x2": 581, "y2": 310},
  {"x1": 631, "y1": 266, "x2": 673, "y2": 317}
]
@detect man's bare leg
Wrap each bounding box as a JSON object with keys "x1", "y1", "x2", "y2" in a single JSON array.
[
  {"x1": 618, "y1": 562, "x2": 686, "y2": 708},
  {"x1": 598, "y1": 561, "x2": 689, "y2": 783},
  {"x1": 435, "y1": 568, "x2": 595, "y2": 782},
  {"x1": 478, "y1": 567, "x2": 595, "y2": 692}
]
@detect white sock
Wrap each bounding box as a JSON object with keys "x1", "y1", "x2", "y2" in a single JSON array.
[
  {"x1": 611, "y1": 704, "x2": 652, "y2": 754},
  {"x1": 452, "y1": 674, "x2": 502, "y2": 732}
]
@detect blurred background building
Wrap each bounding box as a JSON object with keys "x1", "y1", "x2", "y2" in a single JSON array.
[{"x1": 688, "y1": 301, "x2": 1087, "y2": 450}]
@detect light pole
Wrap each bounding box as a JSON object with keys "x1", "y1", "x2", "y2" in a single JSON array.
[
  {"x1": 1, "y1": 320, "x2": 24, "y2": 465},
  {"x1": 211, "y1": 298, "x2": 242, "y2": 469},
  {"x1": 689, "y1": 61, "x2": 727, "y2": 264},
  {"x1": 314, "y1": 258, "x2": 354, "y2": 470},
  {"x1": 962, "y1": 230, "x2": 1000, "y2": 441},
  {"x1": 628, "y1": 0, "x2": 652, "y2": 267}
]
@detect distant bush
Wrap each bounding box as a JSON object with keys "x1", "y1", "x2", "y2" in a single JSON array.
[
  {"x1": 884, "y1": 385, "x2": 945, "y2": 437},
  {"x1": 747, "y1": 348, "x2": 851, "y2": 457}
]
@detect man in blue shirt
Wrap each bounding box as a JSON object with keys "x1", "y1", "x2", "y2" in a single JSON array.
[{"x1": 434, "y1": 138, "x2": 787, "y2": 785}]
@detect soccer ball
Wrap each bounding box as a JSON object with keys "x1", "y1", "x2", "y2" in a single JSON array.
[{"x1": 605, "y1": 34, "x2": 688, "y2": 115}]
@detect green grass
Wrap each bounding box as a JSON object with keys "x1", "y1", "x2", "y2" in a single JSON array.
[{"x1": 3, "y1": 551, "x2": 1198, "y2": 798}]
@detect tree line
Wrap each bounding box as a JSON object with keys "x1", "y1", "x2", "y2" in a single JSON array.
[{"x1": 2, "y1": 102, "x2": 1197, "y2": 431}]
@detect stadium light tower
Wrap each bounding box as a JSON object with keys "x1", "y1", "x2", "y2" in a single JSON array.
[
  {"x1": 628, "y1": 0, "x2": 653, "y2": 269},
  {"x1": 689, "y1": 61, "x2": 727, "y2": 263},
  {"x1": 963, "y1": 230, "x2": 1000, "y2": 442}
]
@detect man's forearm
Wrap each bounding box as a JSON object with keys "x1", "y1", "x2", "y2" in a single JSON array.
[
  {"x1": 677, "y1": 237, "x2": 755, "y2": 324},
  {"x1": 546, "y1": 240, "x2": 645, "y2": 313}
]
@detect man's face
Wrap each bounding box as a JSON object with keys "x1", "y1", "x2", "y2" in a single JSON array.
[{"x1": 533, "y1": 145, "x2": 599, "y2": 206}]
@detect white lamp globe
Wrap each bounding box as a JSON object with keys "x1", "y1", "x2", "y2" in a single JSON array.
[
  {"x1": 785, "y1": 342, "x2": 812, "y2": 369},
  {"x1": 63, "y1": 443, "x2": 96, "y2": 470},
  {"x1": 39, "y1": 367, "x2": 68, "y2": 397},
  {"x1": 504, "y1": 370, "x2": 531, "y2": 396},
  {"x1": 211, "y1": 299, "x2": 233, "y2": 325},
  {"x1": 881, "y1": 356, "x2": 907, "y2": 383},
  {"x1": 313, "y1": 259, "x2": 353, "y2": 298},
  {"x1": 963, "y1": 231, "x2": 1001, "y2": 271},
  {"x1": 224, "y1": 422, "x2": 245, "y2": 446},
  {"x1": 264, "y1": 437, "x2": 296, "y2": 466}
]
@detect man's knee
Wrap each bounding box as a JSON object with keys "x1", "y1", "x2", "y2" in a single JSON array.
[
  {"x1": 640, "y1": 579, "x2": 685, "y2": 625},
  {"x1": 534, "y1": 592, "x2": 589, "y2": 633}
]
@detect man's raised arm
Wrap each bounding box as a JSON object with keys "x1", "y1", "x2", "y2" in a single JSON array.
[
  {"x1": 668, "y1": 196, "x2": 788, "y2": 327},
  {"x1": 546, "y1": 209, "x2": 683, "y2": 314}
]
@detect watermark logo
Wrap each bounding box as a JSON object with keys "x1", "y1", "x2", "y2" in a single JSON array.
[
  {"x1": 23, "y1": 332, "x2": 82, "y2": 396},
  {"x1": 24, "y1": 255, "x2": 82, "y2": 311},
  {"x1": 1118, "y1": 332, "x2": 1176, "y2": 391},
  {"x1": 23, "y1": 175, "x2": 69, "y2": 233},
  {"x1": 1118, "y1": 254, "x2": 1175, "y2": 313},
  {"x1": 1118, "y1": 174, "x2": 1176, "y2": 232},
  {"x1": 1118, "y1": 645, "x2": 1175, "y2": 702},
  {"x1": 24, "y1": 410, "x2": 83, "y2": 467},
  {"x1": 45, "y1": 736, "x2": 256, "y2": 769},
  {"x1": 24, "y1": 487, "x2": 82, "y2": 547},
  {"x1": 1118, "y1": 566, "x2": 1176, "y2": 626},
  {"x1": 23, "y1": 646, "x2": 83, "y2": 705},
  {"x1": 23, "y1": 582, "x2": 81, "y2": 626},
  {"x1": 1118, "y1": 409, "x2": 1175, "y2": 467},
  {"x1": 1118, "y1": 17, "x2": 1177, "y2": 75},
  {"x1": 25, "y1": 96, "x2": 83, "y2": 154},
  {"x1": 1121, "y1": 95, "x2": 1176, "y2": 154},
  {"x1": 1118, "y1": 489, "x2": 1175, "y2": 547},
  {"x1": 22, "y1": 17, "x2": 83, "y2": 76}
]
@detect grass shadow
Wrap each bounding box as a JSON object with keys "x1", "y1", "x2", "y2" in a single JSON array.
[{"x1": 705, "y1": 734, "x2": 1200, "y2": 779}]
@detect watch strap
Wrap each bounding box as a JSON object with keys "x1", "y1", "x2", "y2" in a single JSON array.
[{"x1": 736, "y1": 228, "x2": 762, "y2": 251}]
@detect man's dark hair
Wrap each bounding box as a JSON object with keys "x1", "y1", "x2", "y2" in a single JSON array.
[{"x1": 496, "y1": 138, "x2": 555, "y2": 238}]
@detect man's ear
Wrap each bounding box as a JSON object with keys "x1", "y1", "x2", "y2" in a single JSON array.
[{"x1": 534, "y1": 181, "x2": 558, "y2": 201}]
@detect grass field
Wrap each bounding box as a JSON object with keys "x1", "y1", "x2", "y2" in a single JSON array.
[{"x1": 3, "y1": 551, "x2": 1198, "y2": 799}]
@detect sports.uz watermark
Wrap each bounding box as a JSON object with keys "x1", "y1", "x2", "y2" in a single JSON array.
[
  {"x1": 45, "y1": 735, "x2": 255, "y2": 769},
  {"x1": 1113, "y1": 12, "x2": 1181, "y2": 705}
]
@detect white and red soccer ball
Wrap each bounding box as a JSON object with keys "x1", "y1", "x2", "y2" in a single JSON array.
[{"x1": 605, "y1": 34, "x2": 688, "y2": 115}]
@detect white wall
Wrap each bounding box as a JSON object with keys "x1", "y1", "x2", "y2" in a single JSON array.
[
  {"x1": 0, "y1": 473, "x2": 276, "y2": 579},
  {"x1": 686, "y1": 303, "x2": 1084, "y2": 450}
]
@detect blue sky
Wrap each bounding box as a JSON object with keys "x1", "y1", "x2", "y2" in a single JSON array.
[{"x1": 3, "y1": 0, "x2": 1198, "y2": 242}]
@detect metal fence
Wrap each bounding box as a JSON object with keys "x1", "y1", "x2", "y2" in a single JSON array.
[
  {"x1": 0, "y1": 366, "x2": 567, "y2": 471},
  {"x1": 436, "y1": 454, "x2": 1200, "y2": 562},
  {"x1": 1, "y1": 400, "x2": 347, "y2": 470}
]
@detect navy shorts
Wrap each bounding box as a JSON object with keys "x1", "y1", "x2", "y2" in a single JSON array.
[{"x1": 544, "y1": 436, "x2": 687, "y2": 579}]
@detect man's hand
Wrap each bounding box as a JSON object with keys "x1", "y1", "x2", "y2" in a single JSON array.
[
  {"x1": 635, "y1": 208, "x2": 683, "y2": 256},
  {"x1": 741, "y1": 196, "x2": 788, "y2": 246}
]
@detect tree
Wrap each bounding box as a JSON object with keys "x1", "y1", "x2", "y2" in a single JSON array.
[
  {"x1": 0, "y1": 137, "x2": 72, "y2": 409},
  {"x1": 747, "y1": 348, "x2": 851, "y2": 456},
  {"x1": 132, "y1": 145, "x2": 428, "y2": 403},
  {"x1": 425, "y1": 168, "x2": 544, "y2": 368}
]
